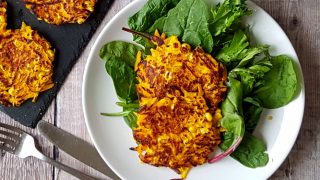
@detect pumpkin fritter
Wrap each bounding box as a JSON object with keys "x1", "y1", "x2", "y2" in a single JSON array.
[
  {"x1": 24, "y1": 0, "x2": 96, "y2": 25},
  {"x1": 134, "y1": 33, "x2": 227, "y2": 178},
  {"x1": 0, "y1": 1, "x2": 54, "y2": 106}
]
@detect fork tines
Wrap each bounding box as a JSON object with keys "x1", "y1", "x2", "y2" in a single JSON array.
[{"x1": 0, "y1": 122, "x2": 23, "y2": 153}]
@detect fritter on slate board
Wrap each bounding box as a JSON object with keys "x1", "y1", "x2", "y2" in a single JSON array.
[
  {"x1": 24, "y1": 0, "x2": 96, "y2": 25},
  {"x1": 134, "y1": 33, "x2": 227, "y2": 178},
  {"x1": 0, "y1": 1, "x2": 54, "y2": 107}
]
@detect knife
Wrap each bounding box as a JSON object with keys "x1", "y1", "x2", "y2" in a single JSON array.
[{"x1": 37, "y1": 121, "x2": 120, "y2": 180}]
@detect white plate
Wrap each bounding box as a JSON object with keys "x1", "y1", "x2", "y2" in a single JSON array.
[{"x1": 82, "y1": 1, "x2": 305, "y2": 179}]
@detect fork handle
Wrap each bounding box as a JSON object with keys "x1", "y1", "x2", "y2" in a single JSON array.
[{"x1": 35, "y1": 152, "x2": 100, "y2": 180}]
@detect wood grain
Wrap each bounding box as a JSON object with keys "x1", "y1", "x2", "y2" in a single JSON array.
[
  {"x1": 54, "y1": 1, "x2": 132, "y2": 180},
  {"x1": 0, "y1": 0, "x2": 319, "y2": 179}
]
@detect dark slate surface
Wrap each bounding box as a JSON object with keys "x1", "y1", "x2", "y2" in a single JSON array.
[{"x1": 0, "y1": 0, "x2": 114, "y2": 128}]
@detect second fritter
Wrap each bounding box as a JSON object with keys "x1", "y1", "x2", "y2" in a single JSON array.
[
  {"x1": 0, "y1": 1, "x2": 55, "y2": 106},
  {"x1": 24, "y1": 0, "x2": 96, "y2": 25}
]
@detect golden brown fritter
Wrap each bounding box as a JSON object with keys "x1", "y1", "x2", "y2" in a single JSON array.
[
  {"x1": 0, "y1": 1, "x2": 55, "y2": 106},
  {"x1": 24, "y1": 0, "x2": 96, "y2": 25},
  {"x1": 0, "y1": 0, "x2": 6, "y2": 32},
  {"x1": 133, "y1": 33, "x2": 227, "y2": 179}
]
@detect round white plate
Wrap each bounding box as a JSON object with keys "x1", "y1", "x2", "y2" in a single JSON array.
[{"x1": 83, "y1": 1, "x2": 305, "y2": 179}]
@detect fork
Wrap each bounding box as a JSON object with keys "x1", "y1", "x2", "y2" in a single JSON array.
[{"x1": 0, "y1": 122, "x2": 100, "y2": 180}]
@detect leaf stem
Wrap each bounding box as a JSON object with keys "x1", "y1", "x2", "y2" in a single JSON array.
[
  {"x1": 122, "y1": 27, "x2": 164, "y2": 46},
  {"x1": 100, "y1": 111, "x2": 131, "y2": 116},
  {"x1": 116, "y1": 102, "x2": 139, "y2": 108}
]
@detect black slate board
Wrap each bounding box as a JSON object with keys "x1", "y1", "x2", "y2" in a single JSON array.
[{"x1": 0, "y1": 0, "x2": 114, "y2": 128}]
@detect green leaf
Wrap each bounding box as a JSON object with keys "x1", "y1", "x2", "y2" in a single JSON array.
[
  {"x1": 220, "y1": 78, "x2": 245, "y2": 150},
  {"x1": 128, "y1": 0, "x2": 180, "y2": 45},
  {"x1": 216, "y1": 30, "x2": 249, "y2": 65},
  {"x1": 162, "y1": 0, "x2": 214, "y2": 52},
  {"x1": 218, "y1": 79, "x2": 268, "y2": 168},
  {"x1": 100, "y1": 41, "x2": 143, "y2": 67},
  {"x1": 147, "y1": 16, "x2": 167, "y2": 33},
  {"x1": 105, "y1": 57, "x2": 138, "y2": 102},
  {"x1": 128, "y1": 0, "x2": 179, "y2": 32},
  {"x1": 123, "y1": 106, "x2": 138, "y2": 129},
  {"x1": 215, "y1": 29, "x2": 269, "y2": 69},
  {"x1": 253, "y1": 55, "x2": 298, "y2": 108},
  {"x1": 222, "y1": 78, "x2": 244, "y2": 115},
  {"x1": 243, "y1": 97, "x2": 263, "y2": 133},
  {"x1": 209, "y1": 0, "x2": 251, "y2": 37},
  {"x1": 236, "y1": 45, "x2": 269, "y2": 68},
  {"x1": 230, "y1": 132, "x2": 269, "y2": 168},
  {"x1": 100, "y1": 41, "x2": 143, "y2": 102},
  {"x1": 229, "y1": 57, "x2": 272, "y2": 96}
]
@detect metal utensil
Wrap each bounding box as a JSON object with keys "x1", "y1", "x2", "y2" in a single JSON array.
[
  {"x1": 0, "y1": 122, "x2": 99, "y2": 180},
  {"x1": 37, "y1": 121, "x2": 120, "y2": 180}
]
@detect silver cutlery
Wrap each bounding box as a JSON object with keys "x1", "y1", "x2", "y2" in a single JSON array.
[
  {"x1": 0, "y1": 122, "x2": 99, "y2": 180},
  {"x1": 37, "y1": 121, "x2": 119, "y2": 180}
]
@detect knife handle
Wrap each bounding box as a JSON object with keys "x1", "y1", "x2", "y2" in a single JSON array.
[{"x1": 34, "y1": 150, "x2": 100, "y2": 180}]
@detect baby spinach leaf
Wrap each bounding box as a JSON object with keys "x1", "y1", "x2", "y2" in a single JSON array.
[
  {"x1": 162, "y1": 0, "x2": 214, "y2": 52},
  {"x1": 217, "y1": 79, "x2": 268, "y2": 167},
  {"x1": 253, "y1": 55, "x2": 298, "y2": 108},
  {"x1": 100, "y1": 41, "x2": 143, "y2": 67},
  {"x1": 147, "y1": 16, "x2": 167, "y2": 33},
  {"x1": 243, "y1": 97, "x2": 263, "y2": 133},
  {"x1": 209, "y1": 0, "x2": 251, "y2": 37},
  {"x1": 222, "y1": 78, "x2": 244, "y2": 115},
  {"x1": 100, "y1": 41, "x2": 143, "y2": 102},
  {"x1": 100, "y1": 41, "x2": 142, "y2": 129},
  {"x1": 230, "y1": 132, "x2": 269, "y2": 168},
  {"x1": 105, "y1": 57, "x2": 138, "y2": 102},
  {"x1": 219, "y1": 78, "x2": 245, "y2": 151},
  {"x1": 128, "y1": 0, "x2": 179, "y2": 33},
  {"x1": 123, "y1": 105, "x2": 138, "y2": 129},
  {"x1": 128, "y1": 0, "x2": 179, "y2": 45}
]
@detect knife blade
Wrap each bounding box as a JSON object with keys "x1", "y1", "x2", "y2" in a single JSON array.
[{"x1": 37, "y1": 121, "x2": 120, "y2": 180}]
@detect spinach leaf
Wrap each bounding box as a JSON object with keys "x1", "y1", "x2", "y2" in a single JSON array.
[
  {"x1": 123, "y1": 104, "x2": 138, "y2": 129},
  {"x1": 162, "y1": 0, "x2": 214, "y2": 52},
  {"x1": 219, "y1": 78, "x2": 245, "y2": 150},
  {"x1": 243, "y1": 97, "x2": 263, "y2": 133},
  {"x1": 147, "y1": 16, "x2": 167, "y2": 33},
  {"x1": 128, "y1": 0, "x2": 179, "y2": 45},
  {"x1": 105, "y1": 57, "x2": 138, "y2": 102},
  {"x1": 253, "y1": 55, "x2": 298, "y2": 108},
  {"x1": 100, "y1": 41, "x2": 143, "y2": 102},
  {"x1": 216, "y1": 79, "x2": 268, "y2": 168},
  {"x1": 100, "y1": 41, "x2": 142, "y2": 129},
  {"x1": 100, "y1": 41, "x2": 142, "y2": 67},
  {"x1": 209, "y1": 0, "x2": 251, "y2": 37},
  {"x1": 230, "y1": 132, "x2": 269, "y2": 168}
]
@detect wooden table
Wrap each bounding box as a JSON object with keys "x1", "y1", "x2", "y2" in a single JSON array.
[{"x1": 1, "y1": 0, "x2": 319, "y2": 179}]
